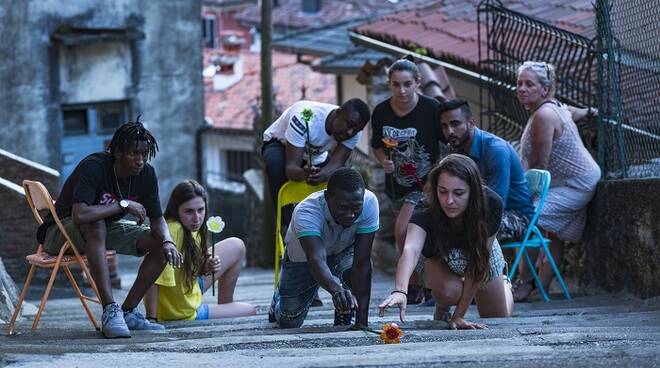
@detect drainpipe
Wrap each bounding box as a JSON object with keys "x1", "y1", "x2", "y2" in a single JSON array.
[{"x1": 196, "y1": 121, "x2": 213, "y2": 184}]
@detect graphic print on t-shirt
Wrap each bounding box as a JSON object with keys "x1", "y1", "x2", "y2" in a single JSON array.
[
  {"x1": 383, "y1": 126, "x2": 431, "y2": 189},
  {"x1": 99, "y1": 191, "x2": 139, "y2": 206}
]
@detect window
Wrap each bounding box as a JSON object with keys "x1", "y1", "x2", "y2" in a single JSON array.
[
  {"x1": 225, "y1": 150, "x2": 254, "y2": 181},
  {"x1": 62, "y1": 109, "x2": 88, "y2": 136},
  {"x1": 97, "y1": 102, "x2": 129, "y2": 134},
  {"x1": 61, "y1": 100, "x2": 129, "y2": 136},
  {"x1": 203, "y1": 16, "x2": 217, "y2": 49}
]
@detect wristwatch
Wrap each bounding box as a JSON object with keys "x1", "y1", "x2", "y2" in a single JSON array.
[{"x1": 119, "y1": 199, "x2": 129, "y2": 212}]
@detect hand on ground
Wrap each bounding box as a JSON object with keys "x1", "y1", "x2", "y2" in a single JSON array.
[{"x1": 331, "y1": 287, "x2": 357, "y2": 313}]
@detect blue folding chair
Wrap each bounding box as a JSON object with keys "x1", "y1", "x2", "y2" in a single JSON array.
[{"x1": 501, "y1": 169, "x2": 571, "y2": 301}]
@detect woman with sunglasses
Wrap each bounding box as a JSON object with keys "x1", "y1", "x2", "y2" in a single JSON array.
[{"x1": 513, "y1": 61, "x2": 601, "y2": 301}]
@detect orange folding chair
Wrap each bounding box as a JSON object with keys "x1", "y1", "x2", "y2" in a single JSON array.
[
  {"x1": 7, "y1": 180, "x2": 115, "y2": 335},
  {"x1": 274, "y1": 180, "x2": 327, "y2": 286}
]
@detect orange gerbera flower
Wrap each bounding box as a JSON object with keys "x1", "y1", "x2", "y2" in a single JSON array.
[
  {"x1": 379, "y1": 323, "x2": 404, "y2": 344},
  {"x1": 381, "y1": 137, "x2": 399, "y2": 149}
]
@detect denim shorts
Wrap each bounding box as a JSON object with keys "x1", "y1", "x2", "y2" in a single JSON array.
[{"x1": 195, "y1": 276, "x2": 210, "y2": 320}]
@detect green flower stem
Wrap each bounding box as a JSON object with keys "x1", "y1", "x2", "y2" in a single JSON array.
[
  {"x1": 305, "y1": 121, "x2": 312, "y2": 169},
  {"x1": 349, "y1": 325, "x2": 382, "y2": 335},
  {"x1": 388, "y1": 150, "x2": 396, "y2": 202},
  {"x1": 211, "y1": 232, "x2": 216, "y2": 296}
]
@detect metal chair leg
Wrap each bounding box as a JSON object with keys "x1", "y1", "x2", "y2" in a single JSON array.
[
  {"x1": 7, "y1": 264, "x2": 37, "y2": 336},
  {"x1": 79, "y1": 258, "x2": 102, "y2": 304},
  {"x1": 63, "y1": 266, "x2": 100, "y2": 330},
  {"x1": 508, "y1": 244, "x2": 526, "y2": 281},
  {"x1": 524, "y1": 250, "x2": 550, "y2": 301},
  {"x1": 542, "y1": 244, "x2": 572, "y2": 300},
  {"x1": 31, "y1": 262, "x2": 61, "y2": 331},
  {"x1": 274, "y1": 241, "x2": 281, "y2": 286}
]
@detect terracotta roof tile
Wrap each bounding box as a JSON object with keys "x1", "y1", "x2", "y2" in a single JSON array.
[
  {"x1": 352, "y1": 0, "x2": 595, "y2": 72},
  {"x1": 204, "y1": 50, "x2": 335, "y2": 131},
  {"x1": 235, "y1": 0, "x2": 439, "y2": 30}
]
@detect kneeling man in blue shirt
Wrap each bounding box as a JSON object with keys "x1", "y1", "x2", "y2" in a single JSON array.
[{"x1": 269, "y1": 168, "x2": 379, "y2": 328}]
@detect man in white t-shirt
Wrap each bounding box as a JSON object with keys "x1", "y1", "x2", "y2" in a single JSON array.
[
  {"x1": 262, "y1": 98, "x2": 371, "y2": 210},
  {"x1": 268, "y1": 168, "x2": 379, "y2": 328}
]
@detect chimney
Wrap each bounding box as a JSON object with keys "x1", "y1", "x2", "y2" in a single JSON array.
[
  {"x1": 302, "y1": 0, "x2": 321, "y2": 14},
  {"x1": 220, "y1": 30, "x2": 246, "y2": 54}
]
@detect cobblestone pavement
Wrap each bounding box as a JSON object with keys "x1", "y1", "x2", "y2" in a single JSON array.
[{"x1": 1, "y1": 255, "x2": 659, "y2": 367}]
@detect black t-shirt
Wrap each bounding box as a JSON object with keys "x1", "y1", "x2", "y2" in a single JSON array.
[
  {"x1": 410, "y1": 186, "x2": 503, "y2": 259},
  {"x1": 371, "y1": 94, "x2": 442, "y2": 200},
  {"x1": 37, "y1": 152, "x2": 162, "y2": 241}
]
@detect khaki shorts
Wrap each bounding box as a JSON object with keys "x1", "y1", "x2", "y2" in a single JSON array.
[{"x1": 42, "y1": 217, "x2": 150, "y2": 257}]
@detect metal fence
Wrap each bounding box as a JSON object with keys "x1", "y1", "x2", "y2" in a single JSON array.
[
  {"x1": 477, "y1": 0, "x2": 597, "y2": 147},
  {"x1": 477, "y1": 0, "x2": 660, "y2": 179},
  {"x1": 595, "y1": 0, "x2": 660, "y2": 178}
]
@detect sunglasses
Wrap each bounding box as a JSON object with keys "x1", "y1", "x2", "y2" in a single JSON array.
[{"x1": 532, "y1": 62, "x2": 551, "y2": 81}]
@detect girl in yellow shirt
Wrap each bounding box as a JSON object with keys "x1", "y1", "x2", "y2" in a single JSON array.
[{"x1": 145, "y1": 180, "x2": 256, "y2": 320}]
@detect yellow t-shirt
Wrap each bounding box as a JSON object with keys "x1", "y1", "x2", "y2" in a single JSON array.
[{"x1": 155, "y1": 221, "x2": 204, "y2": 321}]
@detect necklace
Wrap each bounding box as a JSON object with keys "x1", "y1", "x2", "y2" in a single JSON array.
[{"x1": 113, "y1": 166, "x2": 132, "y2": 200}]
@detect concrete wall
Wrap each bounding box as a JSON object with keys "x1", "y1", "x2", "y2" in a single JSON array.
[
  {"x1": 583, "y1": 178, "x2": 660, "y2": 297},
  {"x1": 0, "y1": 149, "x2": 62, "y2": 283},
  {"x1": 0, "y1": 0, "x2": 204, "y2": 204},
  {"x1": 340, "y1": 74, "x2": 370, "y2": 155}
]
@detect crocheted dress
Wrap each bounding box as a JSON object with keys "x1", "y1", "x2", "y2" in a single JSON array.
[{"x1": 521, "y1": 102, "x2": 601, "y2": 242}]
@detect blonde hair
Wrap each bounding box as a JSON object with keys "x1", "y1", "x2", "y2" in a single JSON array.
[{"x1": 518, "y1": 61, "x2": 557, "y2": 97}]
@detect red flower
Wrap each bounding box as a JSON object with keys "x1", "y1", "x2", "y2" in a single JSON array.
[
  {"x1": 379, "y1": 323, "x2": 404, "y2": 344},
  {"x1": 400, "y1": 162, "x2": 424, "y2": 189}
]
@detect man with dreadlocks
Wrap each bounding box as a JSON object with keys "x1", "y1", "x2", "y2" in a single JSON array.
[
  {"x1": 268, "y1": 168, "x2": 379, "y2": 328},
  {"x1": 37, "y1": 118, "x2": 183, "y2": 338}
]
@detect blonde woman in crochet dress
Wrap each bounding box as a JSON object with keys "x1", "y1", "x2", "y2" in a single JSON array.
[{"x1": 513, "y1": 61, "x2": 601, "y2": 301}]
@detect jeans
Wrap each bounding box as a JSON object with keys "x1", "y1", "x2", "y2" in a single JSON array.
[
  {"x1": 271, "y1": 247, "x2": 354, "y2": 328},
  {"x1": 262, "y1": 139, "x2": 288, "y2": 211}
]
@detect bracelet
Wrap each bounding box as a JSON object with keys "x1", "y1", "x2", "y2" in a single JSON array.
[
  {"x1": 391, "y1": 290, "x2": 407, "y2": 297},
  {"x1": 162, "y1": 240, "x2": 175, "y2": 246}
]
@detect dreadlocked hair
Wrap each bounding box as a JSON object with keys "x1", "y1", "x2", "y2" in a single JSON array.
[
  {"x1": 164, "y1": 180, "x2": 209, "y2": 295},
  {"x1": 107, "y1": 115, "x2": 159, "y2": 160}
]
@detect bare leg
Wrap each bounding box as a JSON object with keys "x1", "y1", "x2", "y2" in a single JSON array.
[
  {"x1": 516, "y1": 247, "x2": 540, "y2": 282},
  {"x1": 423, "y1": 258, "x2": 463, "y2": 315},
  {"x1": 206, "y1": 302, "x2": 256, "y2": 318},
  {"x1": 143, "y1": 285, "x2": 158, "y2": 319},
  {"x1": 475, "y1": 275, "x2": 514, "y2": 317},
  {"x1": 79, "y1": 220, "x2": 113, "y2": 306},
  {"x1": 201, "y1": 237, "x2": 256, "y2": 318},
  {"x1": 122, "y1": 232, "x2": 167, "y2": 310}
]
